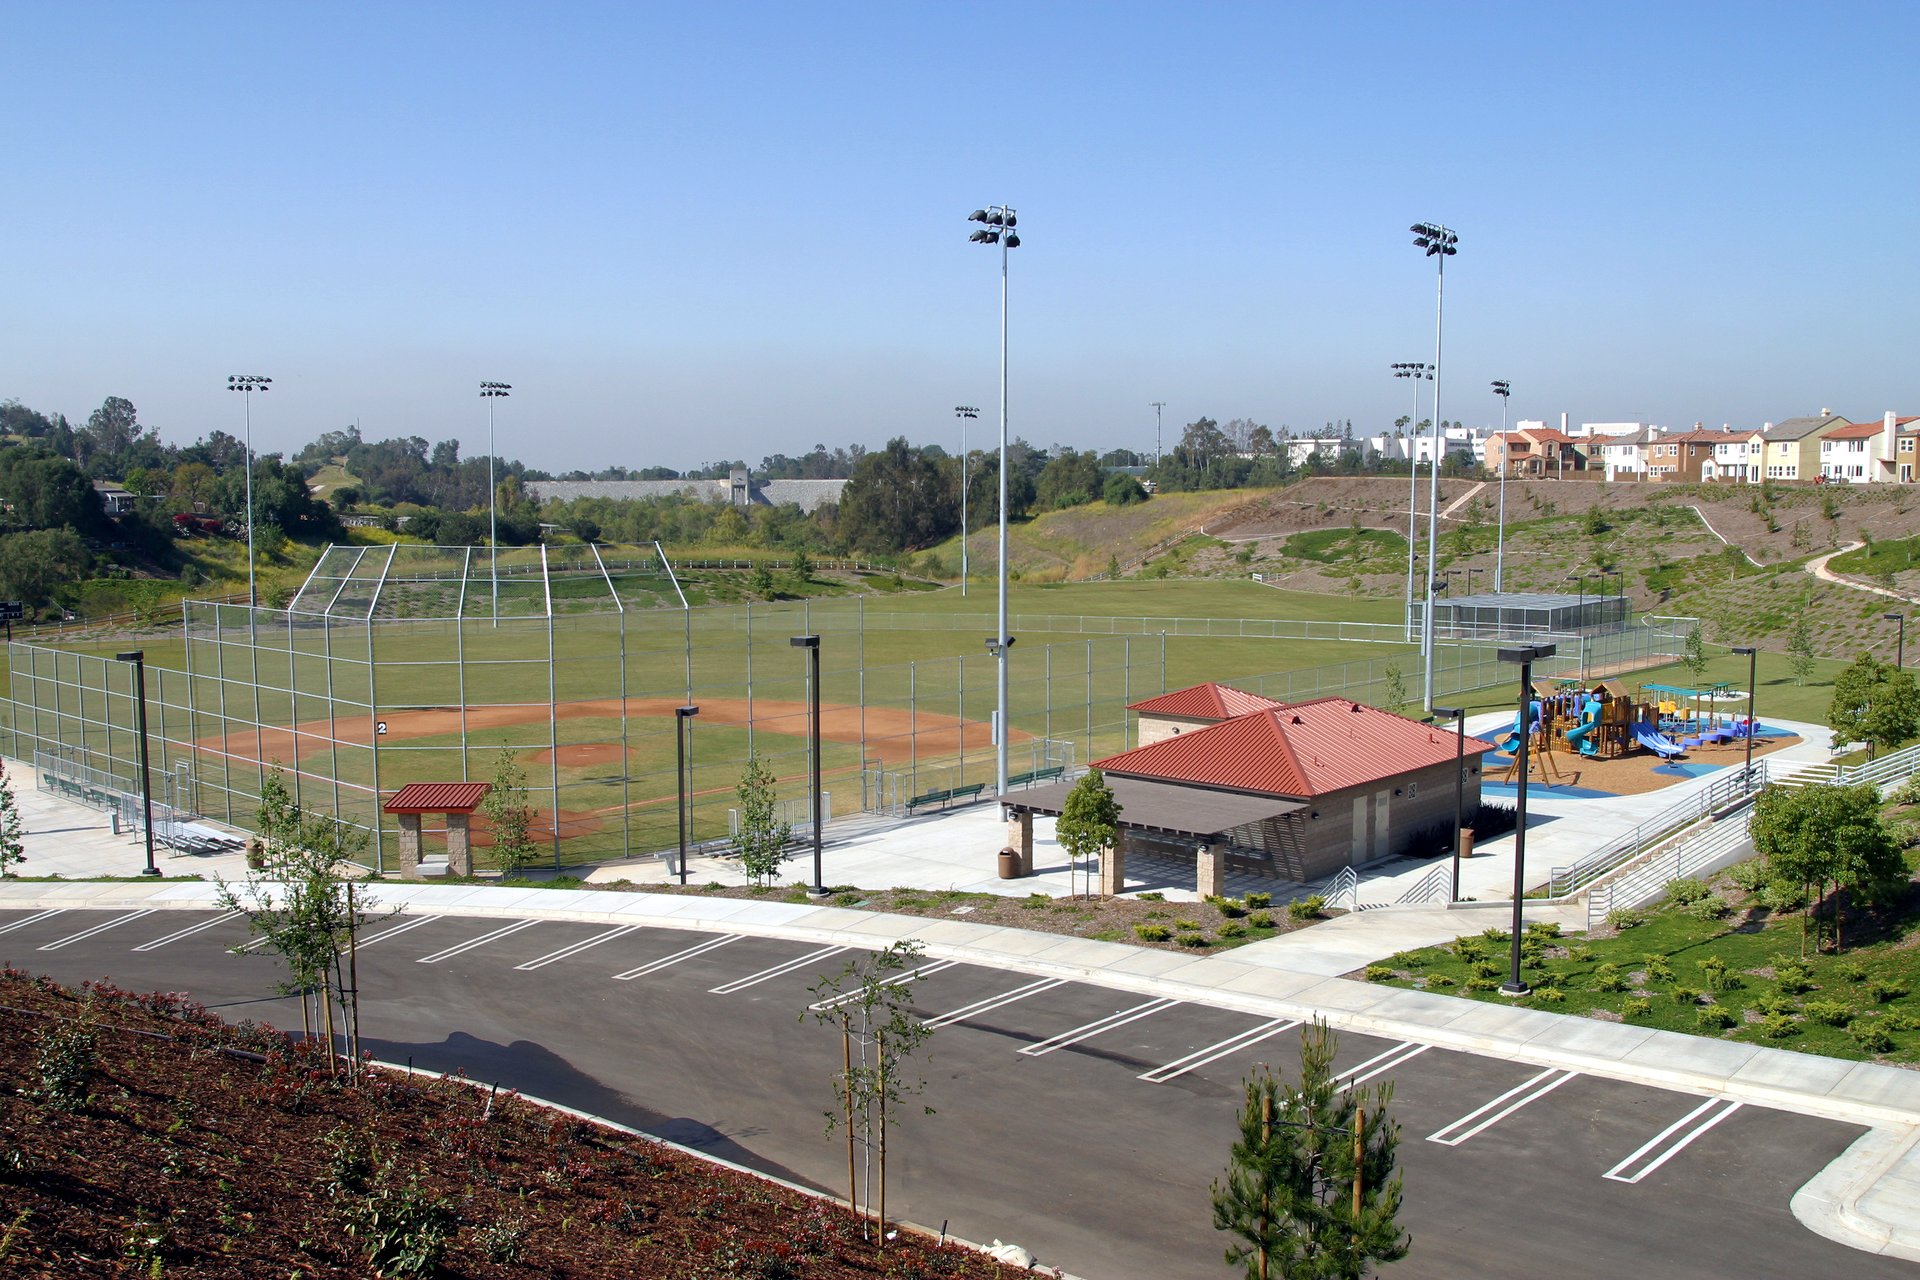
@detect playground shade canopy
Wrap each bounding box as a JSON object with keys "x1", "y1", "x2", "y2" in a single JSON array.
[{"x1": 1002, "y1": 775, "x2": 1303, "y2": 841}]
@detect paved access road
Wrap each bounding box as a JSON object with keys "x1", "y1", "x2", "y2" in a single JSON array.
[{"x1": 10, "y1": 907, "x2": 1915, "y2": 1280}]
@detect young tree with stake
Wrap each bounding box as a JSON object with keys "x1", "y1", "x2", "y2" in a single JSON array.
[
  {"x1": 0, "y1": 760, "x2": 25, "y2": 877},
  {"x1": 481, "y1": 747, "x2": 537, "y2": 872},
  {"x1": 1055, "y1": 768, "x2": 1122, "y2": 898},
  {"x1": 732, "y1": 753, "x2": 791, "y2": 885},
  {"x1": 1212, "y1": 1019, "x2": 1408, "y2": 1279}
]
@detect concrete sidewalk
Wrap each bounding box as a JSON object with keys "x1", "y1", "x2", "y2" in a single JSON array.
[{"x1": 2, "y1": 876, "x2": 1914, "y2": 1260}]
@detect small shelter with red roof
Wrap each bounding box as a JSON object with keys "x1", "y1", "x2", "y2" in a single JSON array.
[
  {"x1": 1001, "y1": 689, "x2": 1496, "y2": 894},
  {"x1": 1126, "y1": 682, "x2": 1288, "y2": 746},
  {"x1": 384, "y1": 782, "x2": 492, "y2": 879}
]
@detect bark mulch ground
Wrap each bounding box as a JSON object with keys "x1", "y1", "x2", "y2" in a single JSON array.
[
  {"x1": 0, "y1": 972, "x2": 1028, "y2": 1278},
  {"x1": 565, "y1": 880, "x2": 1341, "y2": 953}
]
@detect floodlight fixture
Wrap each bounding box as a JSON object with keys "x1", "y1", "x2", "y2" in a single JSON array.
[{"x1": 967, "y1": 204, "x2": 1023, "y2": 796}]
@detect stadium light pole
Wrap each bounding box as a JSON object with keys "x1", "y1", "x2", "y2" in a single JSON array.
[
  {"x1": 1492, "y1": 380, "x2": 1512, "y2": 591},
  {"x1": 226, "y1": 376, "x2": 271, "y2": 610},
  {"x1": 115, "y1": 651, "x2": 160, "y2": 877},
  {"x1": 674, "y1": 705, "x2": 699, "y2": 885},
  {"x1": 968, "y1": 204, "x2": 1020, "y2": 796},
  {"x1": 1886, "y1": 612, "x2": 1905, "y2": 670},
  {"x1": 1411, "y1": 223, "x2": 1458, "y2": 715},
  {"x1": 1391, "y1": 363, "x2": 1431, "y2": 641},
  {"x1": 481, "y1": 383, "x2": 511, "y2": 626},
  {"x1": 791, "y1": 635, "x2": 827, "y2": 898},
  {"x1": 1432, "y1": 705, "x2": 1466, "y2": 901},
  {"x1": 1496, "y1": 642, "x2": 1555, "y2": 994},
  {"x1": 1150, "y1": 400, "x2": 1166, "y2": 465},
  {"x1": 1731, "y1": 646, "x2": 1758, "y2": 787},
  {"x1": 956, "y1": 406, "x2": 979, "y2": 596}
]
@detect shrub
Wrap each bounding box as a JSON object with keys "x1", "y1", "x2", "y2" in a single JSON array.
[
  {"x1": 1664, "y1": 876, "x2": 1711, "y2": 904},
  {"x1": 1133, "y1": 923, "x2": 1172, "y2": 942},
  {"x1": 1524, "y1": 921, "x2": 1562, "y2": 939},
  {"x1": 1177, "y1": 932, "x2": 1213, "y2": 949},
  {"x1": 1464, "y1": 978, "x2": 1500, "y2": 992},
  {"x1": 1697, "y1": 1009, "x2": 1734, "y2": 1030},
  {"x1": 1480, "y1": 928, "x2": 1511, "y2": 944},
  {"x1": 1471, "y1": 961, "x2": 1501, "y2": 980},
  {"x1": 1838, "y1": 962, "x2": 1870, "y2": 984},
  {"x1": 1392, "y1": 951, "x2": 1426, "y2": 969},
  {"x1": 1622, "y1": 998, "x2": 1653, "y2": 1018},
  {"x1": 1869, "y1": 980, "x2": 1909, "y2": 1004},
  {"x1": 1593, "y1": 964, "x2": 1628, "y2": 992},
  {"x1": 1760, "y1": 1013, "x2": 1801, "y2": 1038},
  {"x1": 1217, "y1": 899, "x2": 1246, "y2": 919},
  {"x1": 1801, "y1": 1000, "x2": 1854, "y2": 1027},
  {"x1": 1851, "y1": 1022, "x2": 1896, "y2": 1054},
  {"x1": 1686, "y1": 896, "x2": 1732, "y2": 921},
  {"x1": 1136, "y1": 891, "x2": 1166, "y2": 902},
  {"x1": 475, "y1": 1216, "x2": 532, "y2": 1265},
  {"x1": 1451, "y1": 939, "x2": 1487, "y2": 962},
  {"x1": 1246, "y1": 911, "x2": 1274, "y2": 929},
  {"x1": 1727, "y1": 860, "x2": 1769, "y2": 892},
  {"x1": 1698, "y1": 957, "x2": 1742, "y2": 992},
  {"x1": 1606, "y1": 908, "x2": 1642, "y2": 930},
  {"x1": 1671, "y1": 986, "x2": 1702, "y2": 1006},
  {"x1": 1364, "y1": 966, "x2": 1395, "y2": 983},
  {"x1": 1174, "y1": 918, "x2": 1202, "y2": 931},
  {"x1": 1760, "y1": 882, "x2": 1807, "y2": 912},
  {"x1": 1570, "y1": 946, "x2": 1597, "y2": 963},
  {"x1": 1218, "y1": 922, "x2": 1248, "y2": 939},
  {"x1": 1882, "y1": 1010, "x2": 1920, "y2": 1032},
  {"x1": 1243, "y1": 892, "x2": 1271, "y2": 909},
  {"x1": 34, "y1": 1022, "x2": 95, "y2": 1111},
  {"x1": 1756, "y1": 992, "x2": 1799, "y2": 1017},
  {"x1": 344, "y1": 1175, "x2": 458, "y2": 1277},
  {"x1": 1287, "y1": 896, "x2": 1326, "y2": 921},
  {"x1": 1424, "y1": 974, "x2": 1456, "y2": 988},
  {"x1": 1643, "y1": 956, "x2": 1675, "y2": 983},
  {"x1": 1773, "y1": 962, "x2": 1815, "y2": 994},
  {"x1": 1536, "y1": 988, "x2": 1566, "y2": 1002}
]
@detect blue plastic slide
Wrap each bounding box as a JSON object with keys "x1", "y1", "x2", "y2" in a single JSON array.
[
  {"x1": 1564, "y1": 720, "x2": 1595, "y2": 753},
  {"x1": 1633, "y1": 724, "x2": 1686, "y2": 758}
]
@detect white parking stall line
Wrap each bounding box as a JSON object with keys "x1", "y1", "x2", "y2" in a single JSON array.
[
  {"x1": 922, "y1": 978, "x2": 1067, "y2": 1030},
  {"x1": 133, "y1": 912, "x2": 242, "y2": 951},
  {"x1": 38, "y1": 910, "x2": 154, "y2": 951},
  {"x1": 0, "y1": 910, "x2": 66, "y2": 936},
  {"x1": 1335, "y1": 1041, "x2": 1430, "y2": 1092},
  {"x1": 1603, "y1": 1099, "x2": 1744, "y2": 1184},
  {"x1": 611, "y1": 934, "x2": 741, "y2": 980},
  {"x1": 1019, "y1": 998, "x2": 1180, "y2": 1057},
  {"x1": 515, "y1": 926, "x2": 642, "y2": 971},
  {"x1": 709, "y1": 946, "x2": 851, "y2": 995},
  {"x1": 417, "y1": 919, "x2": 540, "y2": 964},
  {"x1": 356, "y1": 915, "x2": 445, "y2": 949},
  {"x1": 1427, "y1": 1068, "x2": 1578, "y2": 1147},
  {"x1": 807, "y1": 960, "x2": 956, "y2": 1011},
  {"x1": 1138, "y1": 1018, "x2": 1302, "y2": 1084}
]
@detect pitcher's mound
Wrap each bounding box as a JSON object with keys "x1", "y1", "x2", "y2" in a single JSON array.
[{"x1": 530, "y1": 743, "x2": 634, "y2": 767}]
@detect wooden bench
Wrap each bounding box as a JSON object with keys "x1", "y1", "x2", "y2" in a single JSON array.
[
  {"x1": 1006, "y1": 766, "x2": 1065, "y2": 789},
  {"x1": 905, "y1": 782, "x2": 986, "y2": 813}
]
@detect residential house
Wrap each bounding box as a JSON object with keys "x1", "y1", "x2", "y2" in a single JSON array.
[
  {"x1": 91, "y1": 481, "x2": 135, "y2": 514},
  {"x1": 1757, "y1": 413, "x2": 1851, "y2": 481},
  {"x1": 1818, "y1": 420, "x2": 1889, "y2": 484},
  {"x1": 1707, "y1": 428, "x2": 1768, "y2": 482},
  {"x1": 1894, "y1": 417, "x2": 1920, "y2": 484},
  {"x1": 1646, "y1": 428, "x2": 1734, "y2": 482},
  {"x1": 1485, "y1": 426, "x2": 1587, "y2": 478},
  {"x1": 1586, "y1": 427, "x2": 1657, "y2": 481}
]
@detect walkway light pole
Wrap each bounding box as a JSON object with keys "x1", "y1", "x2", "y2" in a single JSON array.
[
  {"x1": 1433, "y1": 706, "x2": 1467, "y2": 901},
  {"x1": 1496, "y1": 642, "x2": 1555, "y2": 994},
  {"x1": 1886, "y1": 612, "x2": 1905, "y2": 669},
  {"x1": 1392, "y1": 363, "x2": 1431, "y2": 641},
  {"x1": 115, "y1": 650, "x2": 160, "y2": 877},
  {"x1": 226, "y1": 376, "x2": 271, "y2": 609},
  {"x1": 675, "y1": 705, "x2": 699, "y2": 885},
  {"x1": 1411, "y1": 223, "x2": 1458, "y2": 715},
  {"x1": 481, "y1": 383, "x2": 511, "y2": 625},
  {"x1": 791, "y1": 635, "x2": 826, "y2": 897},
  {"x1": 1731, "y1": 646, "x2": 1758, "y2": 787},
  {"x1": 968, "y1": 205, "x2": 1020, "y2": 796},
  {"x1": 1492, "y1": 380, "x2": 1512, "y2": 591},
  {"x1": 955, "y1": 406, "x2": 978, "y2": 596}
]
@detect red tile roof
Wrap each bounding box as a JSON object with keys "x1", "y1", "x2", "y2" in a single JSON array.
[
  {"x1": 384, "y1": 782, "x2": 493, "y2": 814},
  {"x1": 1092, "y1": 698, "x2": 1498, "y2": 798},
  {"x1": 1823, "y1": 421, "x2": 1891, "y2": 439},
  {"x1": 1126, "y1": 682, "x2": 1288, "y2": 719}
]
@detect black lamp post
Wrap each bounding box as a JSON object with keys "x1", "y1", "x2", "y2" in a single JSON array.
[
  {"x1": 115, "y1": 650, "x2": 160, "y2": 877},
  {"x1": 1885, "y1": 613, "x2": 1905, "y2": 669},
  {"x1": 791, "y1": 635, "x2": 827, "y2": 898},
  {"x1": 1433, "y1": 705, "x2": 1467, "y2": 901},
  {"x1": 1731, "y1": 646, "x2": 1758, "y2": 787},
  {"x1": 225, "y1": 376, "x2": 271, "y2": 609},
  {"x1": 674, "y1": 705, "x2": 699, "y2": 885},
  {"x1": 1496, "y1": 643, "x2": 1556, "y2": 994}
]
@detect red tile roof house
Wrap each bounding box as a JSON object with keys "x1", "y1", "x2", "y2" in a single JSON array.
[{"x1": 1000, "y1": 690, "x2": 1497, "y2": 897}]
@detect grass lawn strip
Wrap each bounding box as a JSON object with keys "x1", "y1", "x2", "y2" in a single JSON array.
[
  {"x1": 0, "y1": 972, "x2": 1028, "y2": 1279},
  {"x1": 1361, "y1": 850, "x2": 1920, "y2": 1065}
]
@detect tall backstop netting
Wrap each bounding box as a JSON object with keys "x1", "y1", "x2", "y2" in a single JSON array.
[{"x1": 1, "y1": 544, "x2": 1161, "y2": 873}]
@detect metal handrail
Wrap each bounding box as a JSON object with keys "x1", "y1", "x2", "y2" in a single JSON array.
[
  {"x1": 1394, "y1": 862, "x2": 1454, "y2": 906},
  {"x1": 1548, "y1": 761, "x2": 1767, "y2": 897},
  {"x1": 1587, "y1": 813, "x2": 1754, "y2": 930}
]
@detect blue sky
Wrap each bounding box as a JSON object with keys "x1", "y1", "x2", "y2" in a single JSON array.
[{"x1": 5, "y1": 3, "x2": 1916, "y2": 471}]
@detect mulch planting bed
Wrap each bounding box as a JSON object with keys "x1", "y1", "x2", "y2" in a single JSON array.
[
  {"x1": 569, "y1": 879, "x2": 1340, "y2": 952},
  {"x1": 0, "y1": 973, "x2": 1026, "y2": 1278}
]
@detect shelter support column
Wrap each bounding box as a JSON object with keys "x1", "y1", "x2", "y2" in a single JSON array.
[
  {"x1": 1099, "y1": 827, "x2": 1127, "y2": 896},
  {"x1": 396, "y1": 813, "x2": 422, "y2": 880},
  {"x1": 1007, "y1": 809, "x2": 1033, "y2": 876},
  {"x1": 445, "y1": 812, "x2": 473, "y2": 877},
  {"x1": 1195, "y1": 841, "x2": 1225, "y2": 898}
]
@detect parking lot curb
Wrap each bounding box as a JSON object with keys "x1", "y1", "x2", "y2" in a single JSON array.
[{"x1": 1790, "y1": 1125, "x2": 1920, "y2": 1264}]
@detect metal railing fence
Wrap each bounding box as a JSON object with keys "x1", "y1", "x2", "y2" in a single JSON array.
[{"x1": 1547, "y1": 763, "x2": 1769, "y2": 898}]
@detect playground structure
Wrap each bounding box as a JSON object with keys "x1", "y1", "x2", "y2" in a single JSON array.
[{"x1": 1496, "y1": 677, "x2": 1771, "y2": 784}]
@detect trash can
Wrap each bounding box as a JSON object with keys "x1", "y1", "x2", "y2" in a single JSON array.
[
  {"x1": 998, "y1": 847, "x2": 1020, "y2": 879},
  {"x1": 1458, "y1": 828, "x2": 1476, "y2": 860}
]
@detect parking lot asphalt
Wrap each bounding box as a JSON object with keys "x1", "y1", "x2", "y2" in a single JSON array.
[{"x1": 10, "y1": 907, "x2": 1916, "y2": 1280}]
